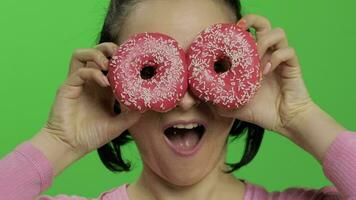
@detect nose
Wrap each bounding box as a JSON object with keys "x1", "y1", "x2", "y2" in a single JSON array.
[{"x1": 176, "y1": 90, "x2": 200, "y2": 111}]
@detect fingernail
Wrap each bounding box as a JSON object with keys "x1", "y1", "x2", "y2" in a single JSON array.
[
  {"x1": 236, "y1": 19, "x2": 247, "y2": 30},
  {"x1": 113, "y1": 46, "x2": 118, "y2": 53},
  {"x1": 263, "y1": 62, "x2": 272, "y2": 75},
  {"x1": 102, "y1": 59, "x2": 109, "y2": 68},
  {"x1": 102, "y1": 75, "x2": 110, "y2": 86}
]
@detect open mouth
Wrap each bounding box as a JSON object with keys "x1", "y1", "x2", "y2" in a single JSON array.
[{"x1": 163, "y1": 123, "x2": 206, "y2": 156}]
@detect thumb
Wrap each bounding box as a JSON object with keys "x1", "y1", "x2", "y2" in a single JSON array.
[
  {"x1": 217, "y1": 104, "x2": 254, "y2": 124},
  {"x1": 106, "y1": 111, "x2": 142, "y2": 141},
  {"x1": 233, "y1": 105, "x2": 254, "y2": 123}
]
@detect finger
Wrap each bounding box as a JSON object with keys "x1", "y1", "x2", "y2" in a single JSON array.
[
  {"x1": 258, "y1": 28, "x2": 289, "y2": 59},
  {"x1": 69, "y1": 48, "x2": 109, "y2": 75},
  {"x1": 85, "y1": 61, "x2": 103, "y2": 70},
  {"x1": 237, "y1": 14, "x2": 272, "y2": 36},
  {"x1": 68, "y1": 67, "x2": 109, "y2": 87},
  {"x1": 264, "y1": 47, "x2": 300, "y2": 75},
  {"x1": 94, "y1": 42, "x2": 118, "y2": 58},
  {"x1": 84, "y1": 43, "x2": 119, "y2": 72},
  {"x1": 214, "y1": 104, "x2": 254, "y2": 124},
  {"x1": 233, "y1": 106, "x2": 253, "y2": 123},
  {"x1": 59, "y1": 68, "x2": 110, "y2": 99}
]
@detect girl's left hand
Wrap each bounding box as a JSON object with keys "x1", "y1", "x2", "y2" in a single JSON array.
[{"x1": 214, "y1": 14, "x2": 315, "y2": 140}]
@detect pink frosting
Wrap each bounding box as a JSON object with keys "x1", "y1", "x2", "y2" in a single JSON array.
[
  {"x1": 108, "y1": 32, "x2": 188, "y2": 112},
  {"x1": 187, "y1": 23, "x2": 262, "y2": 109}
]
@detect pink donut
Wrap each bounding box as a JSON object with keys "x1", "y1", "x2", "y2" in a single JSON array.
[
  {"x1": 108, "y1": 32, "x2": 188, "y2": 112},
  {"x1": 187, "y1": 23, "x2": 262, "y2": 109}
]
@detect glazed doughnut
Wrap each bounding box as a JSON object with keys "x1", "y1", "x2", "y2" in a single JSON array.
[
  {"x1": 108, "y1": 32, "x2": 188, "y2": 112},
  {"x1": 187, "y1": 23, "x2": 262, "y2": 109}
]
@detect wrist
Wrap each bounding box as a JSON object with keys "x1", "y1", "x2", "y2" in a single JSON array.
[
  {"x1": 281, "y1": 103, "x2": 347, "y2": 163},
  {"x1": 281, "y1": 102, "x2": 319, "y2": 135},
  {"x1": 29, "y1": 128, "x2": 85, "y2": 176}
]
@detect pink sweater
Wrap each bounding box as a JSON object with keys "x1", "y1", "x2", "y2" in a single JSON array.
[{"x1": 0, "y1": 131, "x2": 355, "y2": 200}]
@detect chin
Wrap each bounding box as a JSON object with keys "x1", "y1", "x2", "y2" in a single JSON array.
[
  {"x1": 153, "y1": 141, "x2": 227, "y2": 188},
  {"x1": 161, "y1": 165, "x2": 211, "y2": 187}
]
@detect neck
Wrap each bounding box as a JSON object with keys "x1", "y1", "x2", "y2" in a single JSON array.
[{"x1": 128, "y1": 157, "x2": 245, "y2": 200}]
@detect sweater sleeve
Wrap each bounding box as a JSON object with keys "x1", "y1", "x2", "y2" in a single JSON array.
[
  {"x1": 0, "y1": 141, "x2": 92, "y2": 200},
  {"x1": 268, "y1": 131, "x2": 356, "y2": 199},
  {"x1": 322, "y1": 131, "x2": 356, "y2": 198}
]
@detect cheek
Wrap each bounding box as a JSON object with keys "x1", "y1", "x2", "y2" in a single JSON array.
[
  {"x1": 129, "y1": 109, "x2": 161, "y2": 131},
  {"x1": 128, "y1": 112, "x2": 164, "y2": 162},
  {"x1": 128, "y1": 112, "x2": 159, "y2": 147},
  {"x1": 214, "y1": 117, "x2": 235, "y2": 138},
  {"x1": 208, "y1": 118, "x2": 234, "y2": 161}
]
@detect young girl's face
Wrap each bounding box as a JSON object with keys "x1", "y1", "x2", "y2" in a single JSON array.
[{"x1": 120, "y1": 0, "x2": 237, "y2": 186}]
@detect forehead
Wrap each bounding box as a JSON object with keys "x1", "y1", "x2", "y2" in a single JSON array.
[{"x1": 118, "y1": 0, "x2": 236, "y2": 50}]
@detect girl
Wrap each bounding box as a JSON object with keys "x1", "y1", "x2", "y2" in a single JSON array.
[{"x1": 1, "y1": 0, "x2": 355, "y2": 199}]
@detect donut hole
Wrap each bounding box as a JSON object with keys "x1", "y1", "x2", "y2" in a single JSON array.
[
  {"x1": 140, "y1": 65, "x2": 156, "y2": 80},
  {"x1": 214, "y1": 56, "x2": 231, "y2": 74}
]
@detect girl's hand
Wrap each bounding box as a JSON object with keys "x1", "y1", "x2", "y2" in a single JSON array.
[
  {"x1": 214, "y1": 14, "x2": 347, "y2": 162},
  {"x1": 214, "y1": 14, "x2": 315, "y2": 140},
  {"x1": 32, "y1": 43, "x2": 141, "y2": 162}
]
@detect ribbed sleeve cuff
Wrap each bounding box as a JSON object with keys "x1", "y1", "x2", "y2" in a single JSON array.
[
  {"x1": 322, "y1": 131, "x2": 356, "y2": 198},
  {"x1": 14, "y1": 141, "x2": 54, "y2": 192}
]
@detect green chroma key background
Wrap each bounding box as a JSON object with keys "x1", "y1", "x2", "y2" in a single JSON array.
[{"x1": 0, "y1": 0, "x2": 355, "y2": 197}]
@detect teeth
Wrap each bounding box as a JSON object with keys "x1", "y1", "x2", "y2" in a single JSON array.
[
  {"x1": 172, "y1": 123, "x2": 199, "y2": 129},
  {"x1": 174, "y1": 124, "x2": 185, "y2": 129}
]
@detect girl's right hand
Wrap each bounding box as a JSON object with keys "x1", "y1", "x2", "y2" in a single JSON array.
[{"x1": 36, "y1": 42, "x2": 141, "y2": 157}]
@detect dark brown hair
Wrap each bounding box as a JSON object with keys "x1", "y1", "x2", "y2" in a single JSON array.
[{"x1": 97, "y1": 0, "x2": 264, "y2": 174}]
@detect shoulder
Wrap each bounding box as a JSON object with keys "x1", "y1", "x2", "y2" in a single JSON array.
[
  {"x1": 272, "y1": 186, "x2": 342, "y2": 200},
  {"x1": 244, "y1": 181, "x2": 342, "y2": 200},
  {"x1": 35, "y1": 194, "x2": 95, "y2": 200},
  {"x1": 97, "y1": 184, "x2": 129, "y2": 200},
  {"x1": 35, "y1": 184, "x2": 129, "y2": 200}
]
